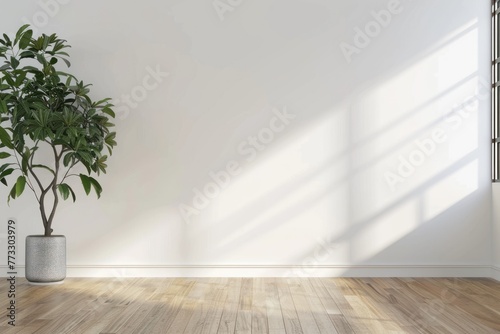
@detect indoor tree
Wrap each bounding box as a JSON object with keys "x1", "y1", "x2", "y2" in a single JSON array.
[{"x1": 0, "y1": 25, "x2": 117, "y2": 236}]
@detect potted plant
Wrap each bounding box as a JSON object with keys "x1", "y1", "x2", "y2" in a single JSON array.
[{"x1": 0, "y1": 25, "x2": 117, "y2": 284}]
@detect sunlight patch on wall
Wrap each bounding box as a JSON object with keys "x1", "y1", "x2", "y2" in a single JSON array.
[
  {"x1": 211, "y1": 107, "x2": 350, "y2": 222},
  {"x1": 423, "y1": 160, "x2": 478, "y2": 221},
  {"x1": 352, "y1": 199, "x2": 419, "y2": 263},
  {"x1": 373, "y1": 74, "x2": 480, "y2": 204},
  {"x1": 435, "y1": 23, "x2": 478, "y2": 91},
  {"x1": 215, "y1": 160, "x2": 349, "y2": 250},
  {"x1": 351, "y1": 21, "x2": 478, "y2": 148},
  {"x1": 447, "y1": 109, "x2": 478, "y2": 161}
]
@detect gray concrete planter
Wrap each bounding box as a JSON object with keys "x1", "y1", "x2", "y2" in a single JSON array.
[{"x1": 25, "y1": 235, "x2": 66, "y2": 284}]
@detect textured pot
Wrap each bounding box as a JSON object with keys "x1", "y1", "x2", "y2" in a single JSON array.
[{"x1": 26, "y1": 235, "x2": 66, "y2": 284}]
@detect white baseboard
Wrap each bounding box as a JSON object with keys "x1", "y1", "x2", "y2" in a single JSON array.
[
  {"x1": 492, "y1": 266, "x2": 500, "y2": 281},
  {"x1": 1, "y1": 264, "x2": 495, "y2": 278}
]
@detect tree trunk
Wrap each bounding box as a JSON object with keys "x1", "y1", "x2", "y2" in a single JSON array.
[{"x1": 44, "y1": 226, "x2": 53, "y2": 237}]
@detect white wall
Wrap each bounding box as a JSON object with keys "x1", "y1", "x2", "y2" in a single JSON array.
[
  {"x1": 493, "y1": 185, "x2": 500, "y2": 280},
  {"x1": 0, "y1": 0, "x2": 493, "y2": 277}
]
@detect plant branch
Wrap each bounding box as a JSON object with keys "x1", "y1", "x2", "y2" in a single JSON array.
[
  {"x1": 45, "y1": 144, "x2": 61, "y2": 236},
  {"x1": 60, "y1": 159, "x2": 78, "y2": 184},
  {"x1": 29, "y1": 140, "x2": 39, "y2": 166},
  {"x1": 23, "y1": 142, "x2": 42, "y2": 202},
  {"x1": 27, "y1": 165, "x2": 44, "y2": 193}
]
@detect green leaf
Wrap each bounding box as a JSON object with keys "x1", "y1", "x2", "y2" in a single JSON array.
[
  {"x1": 32, "y1": 164, "x2": 55, "y2": 176},
  {"x1": 0, "y1": 99, "x2": 8, "y2": 114},
  {"x1": 8, "y1": 183, "x2": 17, "y2": 202},
  {"x1": 14, "y1": 24, "x2": 30, "y2": 45},
  {"x1": 105, "y1": 132, "x2": 117, "y2": 148},
  {"x1": 21, "y1": 148, "x2": 30, "y2": 174},
  {"x1": 35, "y1": 53, "x2": 46, "y2": 65},
  {"x1": 95, "y1": 155, "x2": 108, "y2": 175},
  {"x1": 15, "y1": 175, "x2": 26, "y2": 197},
  {"x1": 89, "y1": 176, "x2": 102, "y2": 199},
  {"x1": 10, "y1": 56, "x2": 19, "y2": 70},
  {"x1": 0, "y1": 127, "x2": 13, "y2": 149},
  {"x1": 3, "y1": 34, "x2": 11, "y2": 47},
  {"x1": 2, "y1": 73, "x2": 15, "y2": 87},
  {"x1": 19, "y1": 30, "x2": 33, "y2": 49},
  {"x1": 19, "y1": 50, "x2": 34, "y2": 59},
  {"x1": 94, "y1": 98, "x2": 112, "y2": 106},
  {"x1": 58, "y1": 183, "x2": 69, "y2": 200},
  {"x1": 63, "y1": 153, "x2": 73, "y2": 167},
  {"x1": 76, "y1": 151, "x2": 93, "y2": 165},
  {"x1": 0, "y1": 167, "x2": 14, "y2": 186},
  {"x1": 0, "y1": 152, "x2": 11, "y2": 159},
  {"x1": 0, "y1": 163, "x2": 13, "y2": 174},
  {"x1": 57, "y1": 183, "x2": 76, "y2": 202},
  {"x1": 42, "y1": 34, "x2": 50, "y2": 50},
  {"x1": 15, "y1": 71, "x2": 27, "y2": 86},
  {"x1": 80, "y1": 174, "x2": 91, "y2": 195},
  {"x1": 61, "y1": 58, "x2": 71, "y2": 67},
  {"x1": 80, "y1": 174, "x2": 102, "y2": 198},
  {"x1": 102, "y1": 107, "x2": 116, "y2": 118}
]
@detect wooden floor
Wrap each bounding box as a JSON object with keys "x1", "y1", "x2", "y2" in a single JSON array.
[{"x1": 0, "y1": 278, "x2": 499, "y2": 333}]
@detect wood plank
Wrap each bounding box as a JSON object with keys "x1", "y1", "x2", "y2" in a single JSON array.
[
  {"x1": 234, "y1": 278, "x2": 253, "y2": 334},
  {"x1": 419, "y1": 278, "x2": 500, "y2": 333},
  {"x1": 73, "y1": 278, "x2": 158, "y2": 333},
  {"x1": 287, "y1": 278, "x2": 321, "y2": 334},
  {"x1": 0, "y1": 277, "x2": 498, "y2": 333},
  {"x1": 276, "y1": 277, "x2": 304, "y2": 334},
  {"x1": 141, "y1": 278, "x2": 196, "y2": 333},
  {"x1": 264, "y1": 278, "x2": 286, "y2": 334},
  {"x1": 251, "y1": 277, "x2": 269, "y2": 334},
  {"x1": 346, "y1": 278, "x2": 413, "y2": 332},
  {"x1": 199, "y1": 278, "x2": 229, "y2": 334},
  {"x1": 216, "y1": 278, "x2": 242, "y2": 334},
  {"x1": 321, "y1": 278, "x2": 374, "y2": 333},
  {"x1": 165, "y1": 278, "x2": 211, "y2": 334},
  {"x1": 300, "y1": 278, "x2": 340, "y2": 334},
  {"x1": 182, "y1": 278, "x2": 228, "y2": 334}
]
